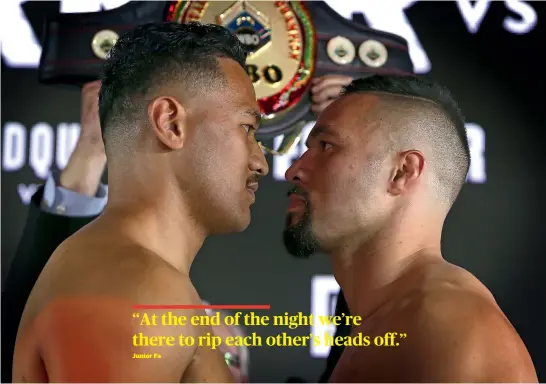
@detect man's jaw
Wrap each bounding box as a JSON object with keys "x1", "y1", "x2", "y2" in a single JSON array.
[{"x1": 282, "y1": 215, "x2": 317, "y2": 259}]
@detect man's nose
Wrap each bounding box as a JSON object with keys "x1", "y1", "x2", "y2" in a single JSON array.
[
  {"x1": 250, "y1": 142, "x2": 269, "y2": 176},
  {"x1": 285, "y1": 157, "x2": 305, "y2": 184}
]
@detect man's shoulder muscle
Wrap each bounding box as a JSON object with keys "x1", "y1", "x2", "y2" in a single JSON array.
[
  {"x1": 390, "y1": 287, "x2": 537, "y2": 382},
  {"x1": 50, "y1": 238, "x2": 195, "y2": 297},
  {"x1": 42, "y1": 242, "x2": 201, "y2": 324},
  {"x1": 28, "y1": 245, "x2": 202, "y2": 381},
  {"x1": 35, "y1": 294, "x2": 197, "y2": 382}
]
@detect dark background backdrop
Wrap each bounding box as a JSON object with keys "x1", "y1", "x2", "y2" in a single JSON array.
[{"x1": 2, "y1": 1, "x2": 545, "y2": 382}]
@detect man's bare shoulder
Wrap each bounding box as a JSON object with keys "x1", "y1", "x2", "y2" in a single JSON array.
[
  {"x1": 406, "y1": 277, "x2": 510, "y2": 342},
  {"x1": 25, "y1": 233, "x2": 201, "y2": 337},
  {"x1": 24, "y1": 238, "x2": 231, "y2": 383},
  {"x1": 407, "y1": 262, "x2": 528, "y2": 352},
  {"x1": 387, "y1": 262, "x2": 537, "y2": 382},
  {"x1": 26, "y1": 292, "x2": 199, "y2": 382},
  {"x1": 50, "y1": 233, "x2": 195, "y2": 299}
]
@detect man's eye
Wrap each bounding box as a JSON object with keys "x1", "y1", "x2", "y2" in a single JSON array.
[
  {"x1": 320, "y1": 141, "x2": 333, "y2": 150},
  {"x1": 242, "y1": 125, "x2": 255, "y2": 133}
]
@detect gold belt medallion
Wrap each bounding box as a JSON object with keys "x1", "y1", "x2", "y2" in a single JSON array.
[{"x1": 168, "y1": 1, "x2": 316, "y2": 138}]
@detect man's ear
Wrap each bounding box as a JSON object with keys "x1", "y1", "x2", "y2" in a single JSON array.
[
  {"x1": 387, "y1": 150, "x2": 425, "y2": 196},
  {"x1": 148, "y1": 96, "x2": 187, "y2": 150}
]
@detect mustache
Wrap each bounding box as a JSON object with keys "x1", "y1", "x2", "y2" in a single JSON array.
[
  {"x1": 287, "y1": 185, "x2": 308, "y2": 200},
  {"x1": 246, "y1": 174, "x2": 261, "y2": 185}
]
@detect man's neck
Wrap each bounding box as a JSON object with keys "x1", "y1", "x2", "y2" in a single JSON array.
[
  {"x1": 102, "y1": 176, "x2": 207, "y2": 275},
  {"x1": 329, "y1": 215, "x2": 444, "y2": 320}
]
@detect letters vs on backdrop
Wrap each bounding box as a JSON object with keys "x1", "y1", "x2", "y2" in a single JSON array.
[{"x1": 1, "y1": 0, "x2": 535, "y2": 357}]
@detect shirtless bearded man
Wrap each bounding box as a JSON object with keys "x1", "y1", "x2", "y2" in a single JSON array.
[
  {"x1": 285, "y1": 75, "x2": 537, "y2": 382},
  {"x1": 13, "y1": 22, "x2": 268, "y2": 382}
]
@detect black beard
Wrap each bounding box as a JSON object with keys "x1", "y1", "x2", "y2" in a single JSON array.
[{"x1": 283, "y1": 208, "x2": 318, "y2": 259}]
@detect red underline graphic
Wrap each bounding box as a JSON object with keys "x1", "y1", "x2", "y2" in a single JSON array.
[{"x1": 132, "y1": 304, "x2": 271, "y2": 310}]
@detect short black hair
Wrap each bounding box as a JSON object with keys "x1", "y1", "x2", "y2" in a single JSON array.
[
  {"x1": 342, "y1": 75, "x2": 470, "y2": 206},
  {"x1": 98, "y1": 21, "x2": 247, "y2": 146}
]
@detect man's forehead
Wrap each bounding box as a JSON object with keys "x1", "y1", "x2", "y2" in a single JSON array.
[
  {"x1": 204, "y1": 81, "x2": 259, "y2": 116},
  {"x1": 223, "y1": 78, "x2": 259, "y2": 113},
  {"x1": 316, "y1": 93, "x2": 382, "y2": 134},
  {"x1": 333, "y1": 93, "x2": 382, "y2": 116},
  {"x1": 220, "y1": 59, "x2": 256, "y2": 95}
]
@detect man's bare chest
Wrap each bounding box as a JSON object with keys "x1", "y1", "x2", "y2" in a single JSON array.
[{"x1": 328, "y1": 306, "x2": 410, "y2": 382}]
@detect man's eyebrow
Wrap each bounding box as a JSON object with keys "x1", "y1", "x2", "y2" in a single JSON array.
[
  {"x1": 305, "y1": 124, "x2": 338, "y2": 146},
  {"x1": 243, "y1": 109, "x2": 262, "y2": 124}
]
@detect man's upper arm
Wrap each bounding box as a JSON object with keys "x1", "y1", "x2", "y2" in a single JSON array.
[{"x1": 38, "y1": 297, "x2": 194, "y2": 383}]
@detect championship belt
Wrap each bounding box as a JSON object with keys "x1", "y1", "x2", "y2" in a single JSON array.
[
  {"x1": 252, "y1": 1, "x2": 414, "y2": 150},
  {"x1": 38, "y1": 1, "x2": 413, "y2": 149},
  {"x1": 308, "y1": 2, "x2": 414, "y2": 77},
  {"x1": 168, "y1": 1, "x2": 414, "y2": 148},
  {"x1": 167, "y1": 0, "x2": 316, "y2": 143},
  {"x1": 38, "y1": 1, "x2": 168, "y2": 85}
]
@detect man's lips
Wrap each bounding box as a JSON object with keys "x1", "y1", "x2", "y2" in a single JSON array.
[
  {"x1": 246, "y1": 183, "x2": 258, "y2": 201},
  {"x1": 287, "y1": 194, "x2": 307, "y2": 212},
  {"x1": 246, "y1": 183, "x2": 259, "y2": 193}
]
